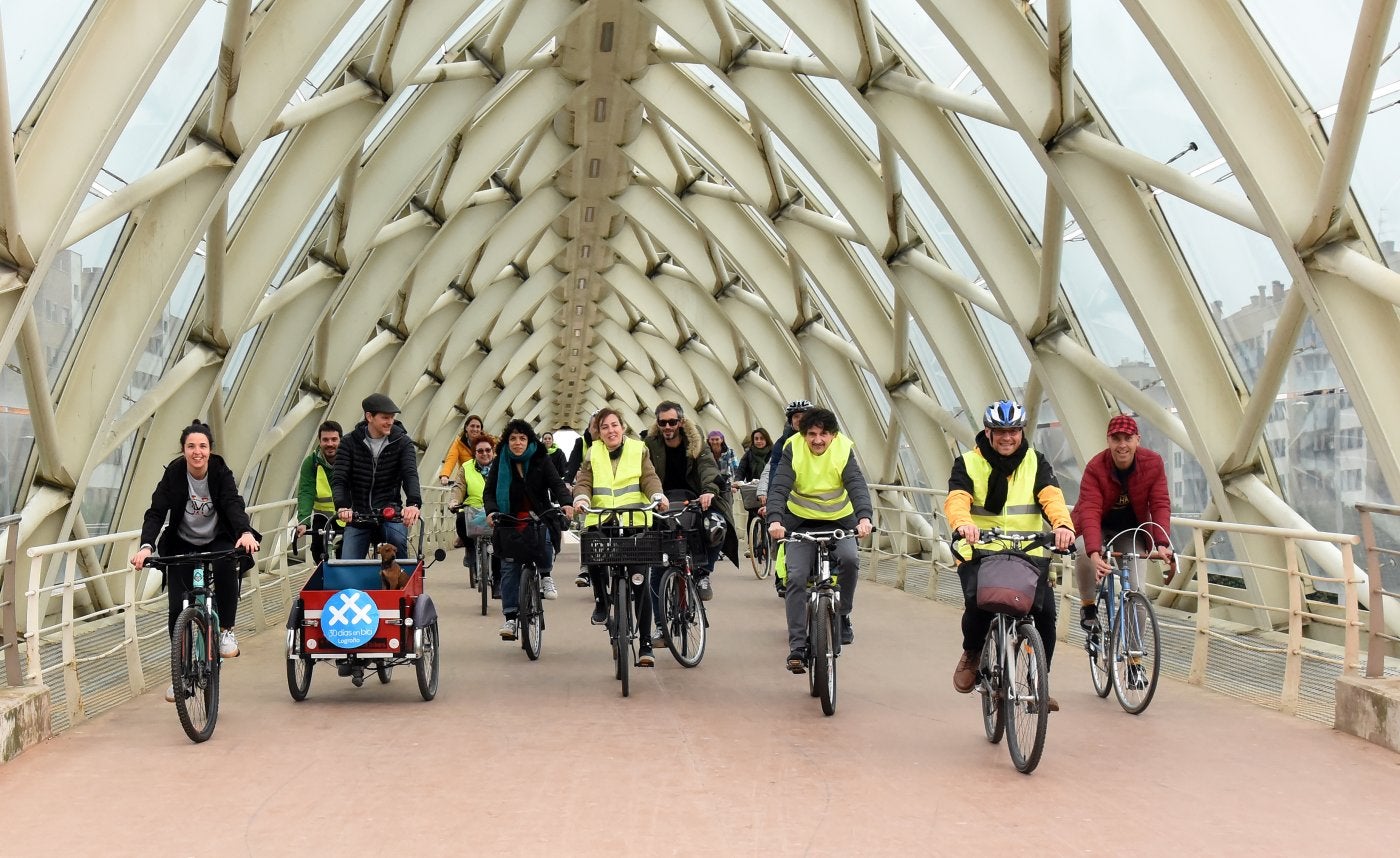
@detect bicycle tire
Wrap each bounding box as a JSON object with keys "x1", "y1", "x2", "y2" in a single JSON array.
[
  {"x1": 1004, "y1": 623, "x2": 1049, "y2": 774},
  {"x1": 614, "y1": 571, "x2": 630, "y2": 697},
  {"x1": 1089, "y1": 591, "x2": 1112, "y2": 698},
  {"x1": 172, "y1": 605, "x2": 218, "y2": 743},
  {"x1": 476, "y1": 542, "x2": 490, "y2": 616},
  {"x1": 979, "y1": 627, "x2": 1005, "y2": 744},
  {"x1": 286, "y1": 630, "x2": 313, "y2": 702},
  {"x1": 521, "y1": 565, "x2": 543, "y2": 661},
  {"x1": 1111, "y1": 591, "x2": 1161, "y2": 715},
  {"x1": 377, "y1": 662, "x2": 392, "y2": 684},
  {"x1": 814, "y1": 595, "x2": 837, "y2": 716},
  {"x1": 658, "y1": 567, "x2": 707, "y2": 667},
  {"x1": 749, "y1": 518, "x2": 770, "y2": 578},
  {"x1": 806, "y1": 599, "x2": 819, "y2": 697},
  {"x1": 416, "y1": 622, "x2": 440, "y2": 701}
]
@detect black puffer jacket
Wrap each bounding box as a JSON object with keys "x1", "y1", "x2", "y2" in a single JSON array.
[
  {"x1": 332, "y1": 420, "x2": 423, "y2": 514},
  {"x1": 483, "y1": 445, "x2": 570, "y2": 542},
  {"x1": 140, "y1": 455, "x2": 258, "y2": 552}
]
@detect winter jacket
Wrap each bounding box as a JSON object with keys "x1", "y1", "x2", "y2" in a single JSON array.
[
  {"x1": 645, "y1": 418, "x2": 737, "y2": 563},
  {"x1": 1071, "y1": 446, "x2": 1172, "y2": 555},
  {"x1": 737, "y1": 444, "x2": 772, "y2": 481},
  {"x1": 332, "y1": 420, "x2": 423, "y2": 515},
  {"x1": 483, "y1": 445, "x2": 571, "y2": 543},
  {"x1": 296, "y1": 449, "x2": 335, "y2": 523},
  {"x1": 141, "y1": 455, "x2": 259, "y2": 554},
  {"x1": 438, "y1": 434, "x2": 472, "y2": 482}
]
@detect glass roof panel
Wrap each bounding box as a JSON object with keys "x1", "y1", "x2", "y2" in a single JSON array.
[
  {"x1": 1240, "y1": 0, "x2": 1368, "y2": 108},
  {"x1": 1, "y1": 0, "x2": 91, "y2": 124},
  {"x1": 1341, "y1": 98, "x2": 1400, "y2": 267},
  {"x1": 871, "y1": 0, "x2": 971, "y2": 86},
  {"x1": 306, "y1": 0, "x2": 390, "y2": 88}
]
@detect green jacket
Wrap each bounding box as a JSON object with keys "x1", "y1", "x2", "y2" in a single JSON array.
[{"x1": 296, "y1": 450, "x2": 335, "y2": 522}]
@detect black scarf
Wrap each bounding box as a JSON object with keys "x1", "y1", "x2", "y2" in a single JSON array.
[{"x1": 975, "y1": 432, "x2": 1030, "y2": 515}]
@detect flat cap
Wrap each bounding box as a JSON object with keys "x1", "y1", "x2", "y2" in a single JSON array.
[{"x1": 362, "y1": 393, "x2": 401, "y2": 414}]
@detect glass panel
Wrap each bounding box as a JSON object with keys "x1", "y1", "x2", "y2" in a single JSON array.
[
  {"x1": 975, "y1": 305, "x2": 1029, "y2": 392},
  {"x1": 102, "y1": 2, "x2": 223, "y2": 180},
  {"x1": 79, "y1": 436, "x2": 135, "y2": 536},
  {"x1": 1240, "y1": 0, "x2": 1368, "y2": 109},
  {"x1": 872, "y1": 0, "x2": 972, "y2": 86},
  {"x1": 229, "y1": 131, "x2": 286, "y2": 220},
  {"x1": 1059, "y1": 239, "x2": 1161, "y2": 374},
  {"x1": 123, "y1": 254, "x2": 205, "y2": 417},
  {"x1": 1346, "y1": 104, "x2": 1400, "y2": 269},
  {"x1": 306, "y1": 0, "x2": 391, "y2": 88},
  {"x1": 960, "y1": 120, "x2": 1045, "y2": 241},
  {"x1": 49, "y1": 193, "x2": 129, "y2": 382},
  {"x1": 1, "y1": 0, "x2": 91, "y2": 123},
  {"x1": 0, "y1": 354, "x2": 34, "y2": 515}
]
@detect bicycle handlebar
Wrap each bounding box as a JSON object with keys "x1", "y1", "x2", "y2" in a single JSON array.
[
  {"x1": 490, "y1": 507, "x2": 568, "y2": 526},
  {"x1": 949, "y1": 528, "x2": 1076, "y2": 557},
  {"x1": 142, "y1": 547, "x2": 247, "y2": 569},
  {"x1": 781, "y1": 528, "x2": 855, "y2": 544}
]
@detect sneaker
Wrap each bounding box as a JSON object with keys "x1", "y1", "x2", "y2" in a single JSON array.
[
  {"x1": 638, "y1": 647, "x2": 655, "y2": 667},
  {"x1": 219, "y1": 630, "x2": 240, "y2": 658},
  {"x1": 1127, "y1": 664, "x2": 1148, "y2": 691},
  {"x1": 590, "y1": 600, "x2": 608, "y2": 625},
  {"x1": 840, "y1": 616, "x2": 854, "y2": 646},
  {"x1": 499, "y1": 618, "x2": 518, "y2": 641},
  {"x1": 696, "y1": 576, "x2": 713, "y2": 601},
  {"x1": 953, "y1": 650, "x2": 979, "y2": 694},
  {"x1": 541, "y1": 577, "x2": 558, "y2": 600},
  {"x1": 1079, "y1": 603, "x2": 1098, "y2": 631},
  {"x1": 164, "y1": 683, "x2": 176, "y2": 703},
  {"x1": 652, "y1": 630, "x2": 668, "y2": 649},
  {"x1": 787, "y1": 649, "x2": 807, "y2": 674},
  {"x1": 1041, "y1": 696, "x2": 1061, "y2": 713},
  {"x1": 574, "y1": 571, "x2": 591, "y2": 588}
]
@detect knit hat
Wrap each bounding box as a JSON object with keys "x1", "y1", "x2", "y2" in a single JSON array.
[
  {"x1": 708, "y1": 430, "x2": 724, "y2": 440},
  {"x1": 1106, "y1": 414, "x2": 1138, "y2": 437}
]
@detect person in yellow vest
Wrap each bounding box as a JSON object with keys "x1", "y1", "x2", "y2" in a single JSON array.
[
  {"x1": 295, "y1": 421, "x2": 343, "y2": 563},
  {"x1": 451, "y1": 435, "x2": 498, "y2": 593},
  {"x1": 945, "y1": 400, "x2": 1074, "y2": 710},
  {"x1": 572, "y1": 408, "x2": 669, "y2": 667},
  {"x1": 765, "y1": 408, "x2": 873, "y2": 673}
]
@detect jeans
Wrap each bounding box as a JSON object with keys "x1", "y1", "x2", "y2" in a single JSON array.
[
  {"x1": 500, "y1": 555, "x2": 553, "y2": 620},
  {"x1": 340, "y1": 519, "x2": 407, "y2": 560},
  {"x1": 783, "y1": 534, "x2": 859, "y2": 652}
]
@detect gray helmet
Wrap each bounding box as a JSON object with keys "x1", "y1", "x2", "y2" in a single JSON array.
[{"x1": 704, "y1": 510, "x2": 728, "y2": 547}]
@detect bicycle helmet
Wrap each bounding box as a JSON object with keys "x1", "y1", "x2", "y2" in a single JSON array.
[
  {"x1": 982, "y1": 400, "x2": 1026, "y2": 430},
  {"x1": 785, "y1": 399, "x2": 813, "y2": 418},
  {"x1": 704, "y1": 511, "x2": 728, "y2": 547}
]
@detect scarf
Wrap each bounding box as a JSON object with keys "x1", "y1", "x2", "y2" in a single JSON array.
[
  {"x1": 747, "y1": 445, "x2": 771, "y2": 474},
  {"x1": 495, "y1": 442, "x2": 538, "y2": 515},
  {"x1": 975, "y1": 432, "x2": 1030, "y2": 515}
]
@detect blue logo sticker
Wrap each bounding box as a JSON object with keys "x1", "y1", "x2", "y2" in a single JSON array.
[{"x1": 322, "y1": 589, "x2": 380, "y2": 649}]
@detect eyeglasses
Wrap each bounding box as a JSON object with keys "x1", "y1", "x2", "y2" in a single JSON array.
[
  {"x1": 187, "y1": 497, "x2": 214, "y2": 516},
  {"x1": 475, "y1": 448, "x2": 493, "y2": 456},
  {"x1": 657, "y1": 419, "x2": 680, "y2": 427}
]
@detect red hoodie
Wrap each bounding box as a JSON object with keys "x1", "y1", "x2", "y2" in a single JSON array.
[{"x1": 1071, "y1": 446, "x2": 1172, "y2": 555}]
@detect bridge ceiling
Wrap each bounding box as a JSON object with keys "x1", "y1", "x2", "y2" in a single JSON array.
[{"x1": 2, "y1": 0, "x2": 1399, "y2": 595}]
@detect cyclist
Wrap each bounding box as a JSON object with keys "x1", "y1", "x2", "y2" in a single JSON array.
[
  {"x1": 451, "y1": 435, "x2": 499, "y2": 593},
  {"x1": 572, "y1": 408, "x2": 668, "y2": 667},
  {"x1": 765, "y1": 408, "x2": 873, "y2": 672},
  {"x1": 130, "y1": 420, "x2": 260, "y2": 701},
  {"x1": 706, "y1": 430, "x2": 738, "y2": 493},
  {"x1": 1071, "y1": 414, "x2": 1174, "y2": 630},
  {"x1": 333, "y1": 393, "x2": 422, "y2": 559},
  {"x1": 644, "y1": 401, "x2": 733, "y2": 601},
  {"x1": 945, "y1": 400, "x2": 1074, "y2": 710},
  {"x1": 736, "y1": 428, "x2": 773, "y2": 542},
  {"x1": 758, "y1": 400, "x2": 813, "y2": 596},
  {"x1": 484, "y1": 420, "x2": 573, "y2": 640},
  {"x1": 541, "y1": 431, "x2": 569, "y2": 482},
  {"x1": 438, "y1": 413, "x2": 486, "y2": 485},
  {"x1": 295, "y1": 420, "x2": 343, "y2": 563}
]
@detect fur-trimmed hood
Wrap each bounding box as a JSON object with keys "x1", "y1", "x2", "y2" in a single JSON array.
[{"x1": 646, "y1": 417, "x2": 705, "y2": 458}]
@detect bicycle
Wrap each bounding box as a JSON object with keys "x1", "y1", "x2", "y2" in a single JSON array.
[
  {"x1": 143, "y1": 548, "x2": 244, "y2": 744},
  {"x1": 1085, "y1": 524, "x2": 1167, "y2": 714},
  {"x1": 491, "y1": 508, "x2": 565, "y2": 661},
  {"x1": 953, "y1": 530, "x2": 1070, "y2": 774},
  {"x1": 451, "y1": 499, "x2": 493, "y2": 616},
  {"x1": 578, "y1": 501, "x2": 664, "y2": 697},
  {"x1": 782, "y1": 529, "x2": 852, "y2": 716},
  {"x1": 739, "y1": 482, "x2": 771, "y2": 579},
  {"x1": 652, "y1": 502, "x2": 710, "y2": 668}
]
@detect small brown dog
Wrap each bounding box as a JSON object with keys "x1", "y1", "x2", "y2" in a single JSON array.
[{"x1": 378, "y1": 543, "x2": 409, "y2": 589}]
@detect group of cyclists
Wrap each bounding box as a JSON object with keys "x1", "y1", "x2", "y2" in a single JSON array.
[{"x1": 131, "y1": 389, "x2": 1175, "y2": 720}]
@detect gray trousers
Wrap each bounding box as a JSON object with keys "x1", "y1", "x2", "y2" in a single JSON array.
[
  {"x1": 1075, "y1": 530, "x2": 1150, "y2": 605},
  {"x1": 784, "y1": 534, "x2": 859, "y2": 652}
]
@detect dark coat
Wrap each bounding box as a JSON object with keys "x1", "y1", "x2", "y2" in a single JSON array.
[
  {"x1": 140, "y1": 455, "x2": 259, "y2": 554},
  {"x1": 1071, "y1": 446, "x2": 1172, "y2": 555},
  {"x1": 332, "y1": 420, "x2": 423, "y2": 514},
  {"x1": 644, "y1": 419, "x2": 738, "y2": 565},
  {"x1": 483, "y1": 445, "x2": 570, "y2": 542}
]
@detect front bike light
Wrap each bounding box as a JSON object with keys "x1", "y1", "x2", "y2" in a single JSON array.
[{"x1": 631, "y1": 571, "x2": 645, "y2": 586}]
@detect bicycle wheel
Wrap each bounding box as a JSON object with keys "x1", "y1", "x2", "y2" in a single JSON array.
[
  {"x1": 749, "y1": 518, "x2": 770, "y2": 578},
  {"x1": 377, "y1": 662, "x2": 392, "y2": 684},
  {"x1": 286, "y1": 630, "x2": 313, "y2": 702},
  {"x1": 979, "y1": 627, "x2": 1005, "y2": 744},
  {"x1": 813, "y1": 595, "x2": 838, "y2": 716},
  {"x1": 1111, "y1": 591, "x2": 1161, "y2": 715},
  {"x1": 415, "y1": 622, "x2": 440, "y2": 701},
  {"x1": 1004, "y1": 623, "x2": 1049, "y2": 774},
  {"x1": 476, "y1": 543, "x2": 489, "y2": 616},
  {"x1": 521, "y1": 566, "x2": 543, "y2": 661},
  {"x1": 1088, "y1": 591, "x2": 1112, "y2": 699},
  {"x1": 805, "y1": 599, "x2": 820, "y2": 696},
  {"x1": 172, "y1": 606, "x2": 218, "y2": 743},
  {"x1": 657, "y1": 568, "x2": 707, "y2": 667},
  {"x1": 614, "y1": 572, "x2": 631, "y2": 697}
]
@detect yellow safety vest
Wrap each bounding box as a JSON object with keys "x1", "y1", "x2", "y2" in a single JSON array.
[
  {"x1": 313, "y1": 464, "x2": 335, "y2": 512},
  {"x1": 586, "y1": 438, "x2": 651, "y2": 527},
  {"x1": 786, "y1": 433, "x2": 855, "y2": 521},
  {"x1": 460, "y1": 463, "x2": 487, "y2": 507},
  {"x1": 956, "y1": 446, "x2": 1047, "y2": 559}
]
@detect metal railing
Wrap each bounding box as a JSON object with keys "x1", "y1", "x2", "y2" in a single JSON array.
[
  {"x1": 1356, "y1": 501, "x2": 1400, "y2": 678},
  {"x1": 16, "y1": 487, "x2": 454, "y2": 729},
  {"x1": 2, "y1": 514, "x2": 21, "y2": 686}
]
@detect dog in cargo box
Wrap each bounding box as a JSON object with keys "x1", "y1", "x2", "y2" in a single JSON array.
[{"x1": 377, "y1": 543, "x2": 409, "y2": 589}]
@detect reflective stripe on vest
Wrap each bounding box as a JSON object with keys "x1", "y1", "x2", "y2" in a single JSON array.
[
  {"x1": 586, "y1": 438, "x2": 650, "y2": 527},
  {"x1": 785, "y1": 433, "x2": 855, "y2": 521},
  {"x1": 957, "y1": 445, "x2": 1047, "y2": 559},
  {"x1": 460, "y1": 463, "x2": 487, "y2": 507}
]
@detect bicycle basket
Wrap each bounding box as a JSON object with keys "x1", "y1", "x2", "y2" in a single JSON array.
[
  {"x1": 975, "y1": 554, "x2": 1041, "y2": 617},
  {"x1": 739, "y1": 483, "x2": 759, "y2": 510},
  {"x1": 462, "y1": 505, "x2": 491, "y2": 537},
  {"x1": 580, "y1": 531, "x2": 664, "y2": 565}
]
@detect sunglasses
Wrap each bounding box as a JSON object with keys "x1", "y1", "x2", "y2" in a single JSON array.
[{"x1": 657, "y1": 419, "x2": 680, "y2": 427}]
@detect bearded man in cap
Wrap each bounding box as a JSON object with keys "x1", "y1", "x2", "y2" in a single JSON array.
[
  {"x1": 1071, "y1": 414, "x2": 1175, "y2": 631},
  {"x1": 332, "y1": 393, "x2": 423, "y2": 559}
]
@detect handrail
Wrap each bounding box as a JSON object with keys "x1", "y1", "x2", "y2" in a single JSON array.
[
  {"x1": 2, "y1": 513, "x2": 21, "y2": 686},
  {"x1": 1356, "y1": 503, "x2": 1400, "y2": 678}
]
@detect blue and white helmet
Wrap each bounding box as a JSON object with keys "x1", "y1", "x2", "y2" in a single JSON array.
[{"x1": 982, "y1": 400, "x2": 1026, "y2": 430}]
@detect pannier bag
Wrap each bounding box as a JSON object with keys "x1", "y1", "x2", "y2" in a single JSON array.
[{"x1": 975, "y1": 553, "x2": 1041, "y2": 617}]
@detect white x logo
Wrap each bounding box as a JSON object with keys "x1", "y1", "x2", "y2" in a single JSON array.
[{"x1": 327, "y1": 592, "x2": 373, "y2": 626}]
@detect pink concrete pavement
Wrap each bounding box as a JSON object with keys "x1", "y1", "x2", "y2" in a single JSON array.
[{"x1": 2, "y1": 549, "x2": 1397, "y2": 856}]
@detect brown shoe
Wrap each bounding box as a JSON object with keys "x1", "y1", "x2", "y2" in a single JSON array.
[
  {"x1": 1047, "y1": 696, "x2": 1060, "y2": 712},
  {"x1": 953, "y1": 650, "x2": 980, "y2": 694}
]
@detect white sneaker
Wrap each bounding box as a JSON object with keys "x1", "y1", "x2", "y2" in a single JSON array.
[
  {"x1": 499, "y1": 618, "x2": 518, "y2": 641},
  {"x1": 541, "y1": 577, "x2": 558, "y2": 600},
  {"x1": 164, "y1": 683, "x2": 176, "y2": 703},
  {"x1": 219, "y1": 629, "x2": 240, "y2": 658}
]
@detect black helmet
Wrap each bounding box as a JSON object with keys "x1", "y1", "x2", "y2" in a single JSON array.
[
  {"x1": 785, "y1": 399, "x2": 813, "y2": 418},
  {"x1": 704, "y1": 511, "x2": 728, "y2": 547}
]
